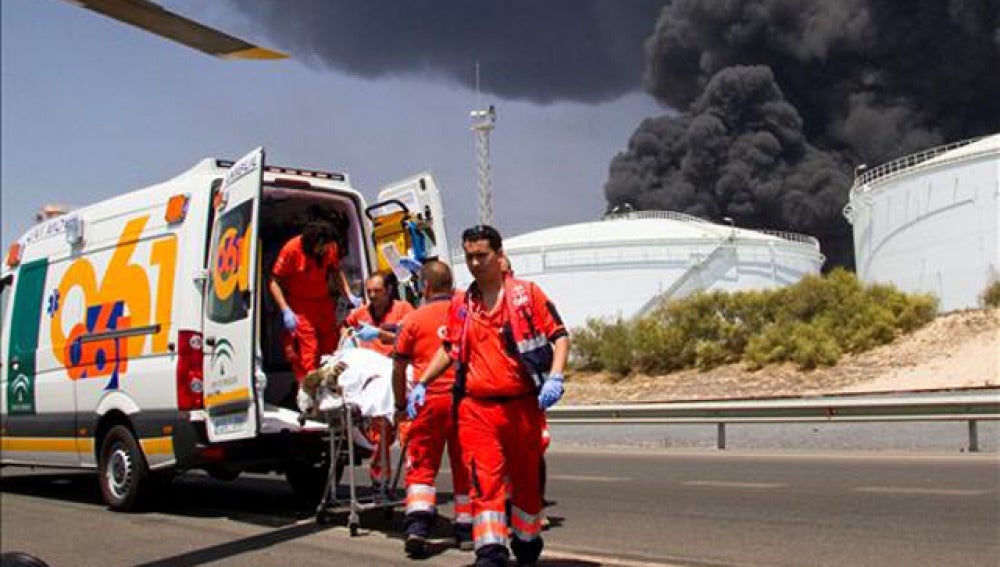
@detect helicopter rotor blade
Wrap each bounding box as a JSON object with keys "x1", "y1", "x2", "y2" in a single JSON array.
[{"x1": 65, "y1": 0, "x2": 288, "y2": 59}]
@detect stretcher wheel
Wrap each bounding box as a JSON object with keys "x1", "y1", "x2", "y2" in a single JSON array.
[{"x1": 349, "y1": 522, "x2": 359, "y2": 537}]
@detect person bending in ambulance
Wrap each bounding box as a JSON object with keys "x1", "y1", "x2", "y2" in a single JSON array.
[
  {"x1": 393, "y1": 260, "x2": 472, "y2": 557},
  {"x1": 345, "y1": 272, "x2": 414, "y2": 489},
  {"x1": 270, "y1": 221, "x2": 358, "y2": 386},
  {"x1": 411, "y1": 224, "x2": 569, "y2": 567}
]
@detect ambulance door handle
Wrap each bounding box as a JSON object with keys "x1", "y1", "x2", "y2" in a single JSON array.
[
  {"x1": 204, "y1": 337, "x2": 217, "y2": 348},
  {"x1": 9, "y1": 356, "x2": 18, "y2": 371}
]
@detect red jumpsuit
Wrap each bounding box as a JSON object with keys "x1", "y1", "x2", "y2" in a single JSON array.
[
  {"x1": 394, "y1": 294, "x2": 471, "y2": 534},
  {"x1": 345, "y1": 299, "x2": 413, "y2": 484},
  {"x1": 272, "y1": 236, "x2": 340, "y2": 381},
  {"x1": 444, "y1": 278, "x2": 565, "y2": 562}
]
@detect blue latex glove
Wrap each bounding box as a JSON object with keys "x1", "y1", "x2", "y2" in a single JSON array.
[
  {"x1": 399, "y1": 255, "x2": 422, "y2": 273},
  {"x1": 407, "y1": 383, "x2": 427, "y2": 420},
  {"x1": 281, "y1": 308, "x2": 298, "y2": 332},
  {"x1": 355, "y1": 323, "x2": 380, "y2": 341},
  {"x1": 347, "y1": 293, "x2": 363, "y2": 308},
  {"x1": 538, "y1": 373, "x2": 564, "y2": 410}
]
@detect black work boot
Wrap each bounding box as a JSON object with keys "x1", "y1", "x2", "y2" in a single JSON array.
[
  {"x1": 511, "y1": 536, "x2": 544, "y2": 566},
  {"x1": 454, "y1": 522, "x2": 474, "y2": 551},
  {"x1": 404, "y1": 512, "x2": 432, "y2": 558},
  {"x1": 474, "y1": 543, "x2": 510, "y2": 567}
]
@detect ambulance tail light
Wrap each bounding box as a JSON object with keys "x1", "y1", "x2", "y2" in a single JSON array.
[{"x1": 176, "y1": 330, "x2": 204, "y2": 411}]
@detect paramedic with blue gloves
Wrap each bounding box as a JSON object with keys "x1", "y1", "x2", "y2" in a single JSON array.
[
  {"x1": 270, "y1": 221, "x2": 357, "y2": 384},
  {"x1": 413, "y1": 225, "x2": 569, "y2": 567},
  {"x1": 392, "y1": 261, "x2": 473, "y2": 557},
  {"x1": 344, "y1": 272, "x2": 414, "y2": 488}
]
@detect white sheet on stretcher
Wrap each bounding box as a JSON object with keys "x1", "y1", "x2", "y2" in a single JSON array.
[{"x1": 298, "y1": 348, "x2": 411, "y2": 425}]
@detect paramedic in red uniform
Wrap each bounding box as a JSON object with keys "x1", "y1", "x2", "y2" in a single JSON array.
[
  {"x1": 345, "y1": 272, "x2": 414, "y2": 488},
  {"x1": 269, "y1": 221, "x2": 357, "y2": 383},
  {"x1": 412, "y1": 225, "x2": 569, "y2": 567},
  {"x1": 393, "y1": 260, "x2": 473, "y2": 557}
]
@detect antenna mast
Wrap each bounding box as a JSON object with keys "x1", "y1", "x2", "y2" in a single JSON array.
[{"x1": 470, "y1": 63, "x2": 496, "y2": 226}]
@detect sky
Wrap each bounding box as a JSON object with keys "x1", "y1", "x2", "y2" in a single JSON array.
[{"x1": 0, "y1": 0, "x2": 662, "y2": 252}]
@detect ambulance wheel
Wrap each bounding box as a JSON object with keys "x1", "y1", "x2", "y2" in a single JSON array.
[
  {"x1": 349, "y1": 522, "x2": 359, "y2": 537},
  {"x1": 99, "y1": 425, "x2": 150, "y2": 512}
]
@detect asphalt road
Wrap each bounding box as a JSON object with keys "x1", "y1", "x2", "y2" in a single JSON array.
[{"x1": 2, "y1": 449, "x2": 998, "y2": 566}]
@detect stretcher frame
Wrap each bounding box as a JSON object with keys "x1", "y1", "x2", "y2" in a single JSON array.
[{"x1": 313, "y1": 386, "x2": 408, "y2": 535}]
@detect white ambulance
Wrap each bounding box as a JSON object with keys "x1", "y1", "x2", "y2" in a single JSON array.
[{"x1": 0, "y1": 148, "x2": 449, "y2": 510}]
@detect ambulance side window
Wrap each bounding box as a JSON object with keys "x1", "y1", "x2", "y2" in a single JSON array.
[{"x1": 205, "y1": 201, "x2": 252, "y2": 324}]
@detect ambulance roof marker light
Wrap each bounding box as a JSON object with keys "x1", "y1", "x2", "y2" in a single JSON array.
[
  {"x1": 166, "y1": 193, "x2": 191, "y2": 224},
  {"x1": 5, "y1": 242, "x2": 22, "y2": 268}
]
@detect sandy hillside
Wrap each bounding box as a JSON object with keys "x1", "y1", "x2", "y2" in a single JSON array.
[{"x1": 564, "y1": 308, "x2": 999, "y2": 404}]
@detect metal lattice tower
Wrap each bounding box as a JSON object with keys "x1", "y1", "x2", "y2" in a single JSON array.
[{"x1": 470, "y1": 104, "x2": 496, "y2": 226}]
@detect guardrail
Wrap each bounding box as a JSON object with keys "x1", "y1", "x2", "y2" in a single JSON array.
[{"x1": 547, "y1": 390, "x2": 1000, "y2": 452}]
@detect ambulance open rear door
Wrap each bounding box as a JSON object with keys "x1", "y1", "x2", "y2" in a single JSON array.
[
  {"x1": 369, "y1": 172, "x2": 451, "y2": 275},
  {"x1": 202, "y1": 148, "x2": 264, "y2": 442}
]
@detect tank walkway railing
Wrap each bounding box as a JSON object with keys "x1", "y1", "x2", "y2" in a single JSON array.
[
  {"x1": 652, "y1": 234, "x2": 736, "y2": 305},
  {"x1": 851, "y1": 136, "x2": 987, "y2": 192},
  {"x1": 547, "y1": 389, "x2": 1000, "y2": 452},
  {"x1": 602, "y1": 210, "x2": 711, "y2": 224}
]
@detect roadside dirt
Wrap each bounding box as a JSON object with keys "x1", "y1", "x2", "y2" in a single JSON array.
[{"x1": 564, "y1": 308, "x2": 999, "y2": 403}]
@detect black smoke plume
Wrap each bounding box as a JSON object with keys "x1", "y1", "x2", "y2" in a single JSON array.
[
  {"x1": 226, "y1": 1, "x2": 1000, "y2": 268},
  {"x1": 609, "y1": 0, "x2": 1000, "y2": 268},
  {"x1": 223, "y1": 0, "x2": 665, "y2": 104}
]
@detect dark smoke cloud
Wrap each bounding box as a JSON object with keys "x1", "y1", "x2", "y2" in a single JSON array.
[
  {"x1": 609, "y1": 0, "x2": 1000, "y2": 267},
  {"x1": 224, "y1": 0, "x2": 665, "y2": 103}
]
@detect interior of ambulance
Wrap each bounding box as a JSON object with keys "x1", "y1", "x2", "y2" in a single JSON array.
[{"x1": 255, "y1": 185, "x2": 369, "y2": 409}]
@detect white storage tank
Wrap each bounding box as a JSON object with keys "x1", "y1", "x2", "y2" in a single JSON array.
[
  {"x1": 844, "y1": 134, "x2": 999, "y2": 311},
  {"x1": 452, "y1": 211, "x2": 825, "y2": 329}
]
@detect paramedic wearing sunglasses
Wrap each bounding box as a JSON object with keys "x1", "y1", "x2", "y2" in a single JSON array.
[
  {"x1": 269, "y1": 221, "x2": 359, "y2": 384},
  {"x1": 409, "y1": 225, "x2": 569, "y2": 567},
  {"x1": 391, "y1": 260, "x2": 473, "y2": 557}
]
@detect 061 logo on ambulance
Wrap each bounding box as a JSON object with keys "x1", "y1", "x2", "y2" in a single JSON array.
[{"x1": 48, "y1": 216, "x2": 177, "y2": 390}]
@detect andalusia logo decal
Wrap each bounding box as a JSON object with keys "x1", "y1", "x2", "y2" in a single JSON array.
[
  {"x1": 211, "y1": 338, "x2": 234, "y2": 377},
  {"x1": 9, "y1": 373, "x2": 34, "y2": 414}
]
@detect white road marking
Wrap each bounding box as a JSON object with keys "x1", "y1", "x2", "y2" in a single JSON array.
[
  {"x1": 854, "y1": 486, "x2": 990, "y2": 496},
  {"x1": 545, "y1": 547, "x2": 692, "y2": 567},
  {"x1": 683, "y1": 480, "x2": 785, "y2": 489},
  {"x1": 549, "y1": 474, "x2": 633, "y2": 482}
]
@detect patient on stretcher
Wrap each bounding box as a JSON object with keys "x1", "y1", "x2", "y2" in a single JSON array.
[{"x1": 296, "y1": 345, "x2": 411, "y2": 453}]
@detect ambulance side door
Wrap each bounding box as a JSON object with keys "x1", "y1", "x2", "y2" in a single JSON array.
[
  {"x1": 202, "y1": 148, "x2": 264, "y2": 442},
  {"x1": 377, "y1": 173, "x2": 451, "y2": 266}
]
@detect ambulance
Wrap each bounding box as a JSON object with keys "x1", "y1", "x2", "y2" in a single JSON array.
[{"x1": 0, "y1": 148, "x2": 449, "y2": 510}]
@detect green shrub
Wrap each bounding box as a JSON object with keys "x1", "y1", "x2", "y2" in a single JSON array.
[
  {"x1": 571, "y1": 269, "x2": 939, "y2": 374},
  {"x1": 980, "y1": 278, "x2": 1000, "y2": 308}
]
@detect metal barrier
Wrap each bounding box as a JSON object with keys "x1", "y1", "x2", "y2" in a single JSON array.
[{"x1": 547, "y1": 390, "x2": 1000, "y2": 452}]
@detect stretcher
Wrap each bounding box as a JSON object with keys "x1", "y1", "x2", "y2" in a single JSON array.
[{"x1": 297, "y1": 340, "x2": 409, "y2": 535}]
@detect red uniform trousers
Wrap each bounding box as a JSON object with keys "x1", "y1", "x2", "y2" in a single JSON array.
[
  {"x1": 405, "y1": 394, "x2": 472, "y2": 525},
  {"x1": 282, "y1": 299, "x2": 338, "y2": 381},
  {"x1": 459, "y1": 395, "x2": 544, "y2": 550}
]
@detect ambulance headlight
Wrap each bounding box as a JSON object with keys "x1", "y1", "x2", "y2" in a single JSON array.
[{"x1": 65, "y1": 216, "x2": 85, "y2": 246}]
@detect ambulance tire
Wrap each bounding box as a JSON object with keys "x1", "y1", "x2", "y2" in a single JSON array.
[{"x1": 98, "y1": 425, "x2": 150, "y2": 512}]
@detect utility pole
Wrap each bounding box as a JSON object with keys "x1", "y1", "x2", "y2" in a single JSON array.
[{"x1": 470, "y1": 63, "x2": 496, "y2": 226}]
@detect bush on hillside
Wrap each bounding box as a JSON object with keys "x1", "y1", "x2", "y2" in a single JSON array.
[
  {"x1": 980, "y1": 277, "x2": 1000, "y2": 308},
  {"x1": 572, "y1": 269, "x2": 938, "y2": 375}
]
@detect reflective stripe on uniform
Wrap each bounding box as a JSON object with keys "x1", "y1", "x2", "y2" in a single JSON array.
[
  {"x1": 473, "y1": 510, "x2": 508, "y2": 548},
  {"x1": 510, "y1": 505, "x2": 541, "y2": 541},
  {"x1": 406, "y1": 483, "x2": 436, "y2": 515},
  {"x1": 454, "y1": 493, "x2": 472, "y2": 525},
  {"x1": 516, "y1": 334, "x2": 548, "y2": 353}
]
